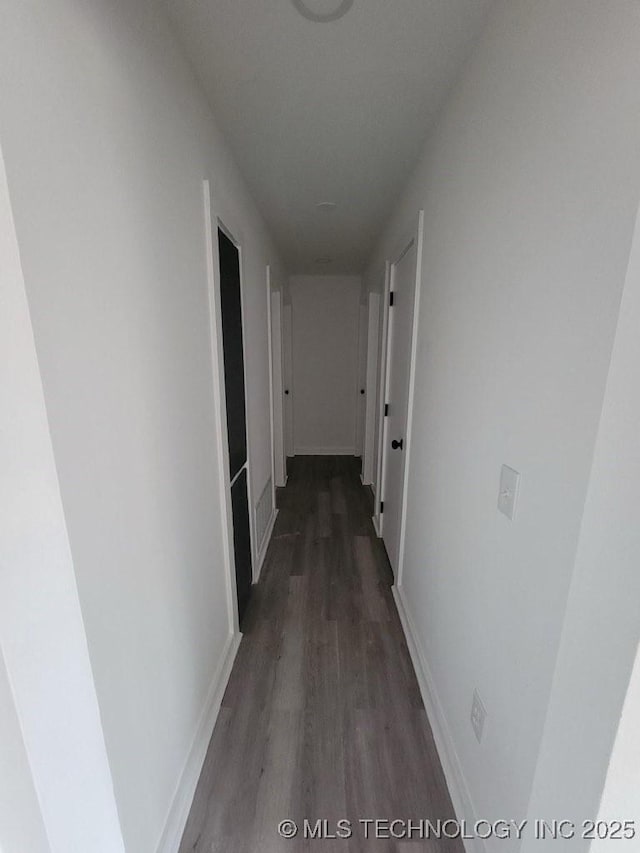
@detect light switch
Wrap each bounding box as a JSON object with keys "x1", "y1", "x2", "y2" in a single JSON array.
[{"x1": 498, "y1": 465, "x2": 520, "y2": 520}]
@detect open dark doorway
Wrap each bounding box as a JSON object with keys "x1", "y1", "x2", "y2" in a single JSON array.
[{"x1": 218, "y1": 227, "x2": 252, "y2": 625}]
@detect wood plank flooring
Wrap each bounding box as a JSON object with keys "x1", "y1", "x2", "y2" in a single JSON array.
[{"x1": 179, "y1": 456, "x2": 463, "y2": 852}]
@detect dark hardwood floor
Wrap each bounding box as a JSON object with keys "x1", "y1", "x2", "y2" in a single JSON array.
[{"x1": 179, "y1": 456, "x2": 462, "y2": 852}]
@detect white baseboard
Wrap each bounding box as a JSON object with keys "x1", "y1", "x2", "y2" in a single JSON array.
[
  {"x1": 155, "y1": 631, "x2": 242, "y2": 853},
  {"x1": 254, "y1": 508, "x2": 278, "y2": 582},
  {"x1": 391, "y1": 585, "x2": 485, "y2": 853},
  {"x1": 293, "y1": 446, "x2": 355, "y2": 456}
]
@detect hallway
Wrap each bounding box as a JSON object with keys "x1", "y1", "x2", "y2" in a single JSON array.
[
  {"x1": 4, "y1": 3, "x2": 640, "y2": 851},
  {"x1": 179, "y1": 457, "x2": 462, "y2": 852}
]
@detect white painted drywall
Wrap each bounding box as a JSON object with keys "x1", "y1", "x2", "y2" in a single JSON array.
[
  {"x1": 366, "y1": 0, "x2": 640, "y2": 845},
  {"x1": 0, "y1": 146, "x2": 124, "y2": 853},
  {"x1": 0, "y1": 650, "x2": 50, "y2": 853},
  {"x1": 0, "y1": 2, "x2": 283, "y2": 851},
  {"x1": 521, "y1": 203, "x2": 640, "y2": 850},
  {"x1": 290, "y1": 275, "x2": 361, "y2": 455},
  {"x1": 163, "y1": 0, "x2": 494, "y2": 271},
  {"x1": 591, "y1": 646, "x2": 640, "y2": 852}
]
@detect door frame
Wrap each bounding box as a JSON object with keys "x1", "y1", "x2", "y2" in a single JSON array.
[
  {"x1": 375, "y1": 210, "x2": 425, "y2": 588},
  {"x1": 202, "y1": 180, "x2": 256, "y2": 634},
  {"x1": 372, "y1": 262, "x2": 391, "y2": 536}
]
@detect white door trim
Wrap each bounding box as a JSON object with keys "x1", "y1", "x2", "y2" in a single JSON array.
[
  {"x1": 222, "y1": 223, "x2": 257, "y2": 574},
  {"x1": 372, "y1": 262, "x2": 391, "y2": 536},
  {"x1": 392, "y1": 210, "x2": 425, "y2": 588},
  {"x1": 202, "y1": 180, "x2": 256, "y2": 634},
  {"x1": 376, "y1": 210, "x2": 425, "y2": 588}
]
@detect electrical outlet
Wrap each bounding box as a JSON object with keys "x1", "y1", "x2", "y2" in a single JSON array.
[
  {"x1": 471, "y1": 689, "x2": 487, "y2": 743},
  {"x1": 498, "y1": 464, "x2": 520, "y2": 520}
]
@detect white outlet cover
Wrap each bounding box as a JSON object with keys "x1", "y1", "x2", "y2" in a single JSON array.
[{"x1": 498, "y1": 464, "x2": 520, "y2": 520}]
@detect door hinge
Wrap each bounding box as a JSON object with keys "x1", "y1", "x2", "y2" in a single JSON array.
[
  {"x1": 389, "y1": 292, "x2": 395, "y2": 307},
  {"x1": 384, "y1": 403, "x2": 389, "y2": 416},
  {"x1": 380, "y1": 501, "x2": 384, "y2": 514}
]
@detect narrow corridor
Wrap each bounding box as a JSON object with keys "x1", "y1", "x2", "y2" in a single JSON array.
[{"x1": 180, "y1": 457, "x2": 462, "y2": 852}]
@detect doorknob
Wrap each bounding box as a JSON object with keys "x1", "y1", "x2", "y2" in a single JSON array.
[
  {"x1": 285, "y1": 389, "x2": 289, "y2": 395},
  {"x1": 391, "y1": 438, "x2": 403, "y2": 450},
  {"x1": 360, "y1": 388, "x2": 365, "y2": 395}
]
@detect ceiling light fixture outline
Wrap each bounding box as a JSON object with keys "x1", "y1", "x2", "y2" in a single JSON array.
[{"x1": 291, "y1": 0, "x2": 354, "y2": 24}]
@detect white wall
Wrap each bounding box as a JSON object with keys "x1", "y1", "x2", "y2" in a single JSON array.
[
  {"x1": 366, "y1": 0, "x2": 640, "y2": 846},
  {"x1": 0, "y1": 145, "x2": 124, "y2": 853},
  {"x1": 0, "y1": 650, "x2": 50, "y2": 853},
  {"x1": 591, "y1": 645, "x2": 640, "y2": 852},
  {"x1": 521, "y1": 203, "x2": 640, "y2": 850},
  {"x1": 0, "y1": 1, "x2": 283, "y2": 851},
  {"x1": 290, "y1": 275, "x2": 361, "y2": 455}
]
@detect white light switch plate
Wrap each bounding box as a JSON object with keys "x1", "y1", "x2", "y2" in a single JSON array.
[{"x1": 498, "y1": 464, "x2": 520, "y2": 520}]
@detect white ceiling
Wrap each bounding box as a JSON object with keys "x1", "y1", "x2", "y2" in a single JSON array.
[{"x1": 163, "y1": 0, "x2": 494, "y2": 272}]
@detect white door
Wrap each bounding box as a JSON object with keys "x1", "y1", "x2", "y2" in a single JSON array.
[
  {"x1": 380, "y1": 218, "x2": 423, "y2": 577},
  {"x1": 355, "y1": 302, "x2": 368, "y2": 458},
  {"x1": 362, "y1": 292, "x2": 380, "y2": 485},
  {"x1": 270, "y1": 289, "x2": 286, "y2": 486},
  {"x1": 282, "y1": 303, "x2": 294, "y2": 458}
]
